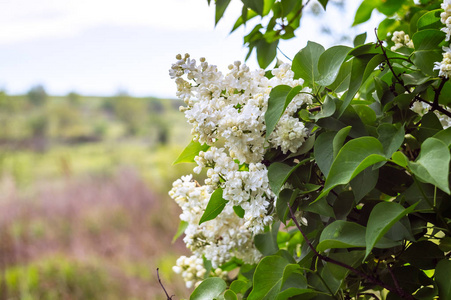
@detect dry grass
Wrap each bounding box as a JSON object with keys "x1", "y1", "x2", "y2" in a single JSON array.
[{"x1": 0, "y1": 166, "x2": 190, "y2": 299}]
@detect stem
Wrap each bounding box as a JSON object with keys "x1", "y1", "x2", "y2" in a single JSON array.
[
  {"x1": 375, "y1": 28, "x2": 408, "y2": 93},
  {"x1": 156, "y1": 268, "x2": 174, "y2": 300},
  {"x1": 374, "y1": 28, "x2": 451, "y2": 119},
  {"x1": 433, "y1": 78, "x2": 448, "y2": 109},
  {"x1": 387, "y1": 263, "x2": 404, "y2": 298},
  {"x1": 288, "y1": 204, "x2": 414, "y2": 299}
]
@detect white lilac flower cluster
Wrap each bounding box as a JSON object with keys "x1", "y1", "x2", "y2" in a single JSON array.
[
  {"x1": 169, "y1": 174, "x2": 261, "y2": 266},
  {"x1": 172, "y1": 255, "x2": 228, "y2": 289},
  {"x1": 169, "y1": 54, "x2": 312, "y2": 287},
  {"x1": 434, "y1": 0, "x2": 451, "y2": 77},
  {"x1": 390, "y1": 31, "x2": 414, "y2": 51}
]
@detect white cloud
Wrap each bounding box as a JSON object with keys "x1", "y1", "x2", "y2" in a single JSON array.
[{"x1": 0, "y1": 0, "x2": 243, "y2": 44}]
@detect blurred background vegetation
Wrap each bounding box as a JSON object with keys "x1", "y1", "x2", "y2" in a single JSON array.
[{"x1": 0, "y1": 86, "x2": 194, "y2": 299}]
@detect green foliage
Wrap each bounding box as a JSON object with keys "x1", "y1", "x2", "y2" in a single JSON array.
[{"x1": 186, "y1": 1, "x2": 451, "y2": 299}]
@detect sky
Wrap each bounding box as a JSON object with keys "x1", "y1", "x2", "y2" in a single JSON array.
[{"x1": 0, "y1": 0, "x2": 383, "y2": 98}]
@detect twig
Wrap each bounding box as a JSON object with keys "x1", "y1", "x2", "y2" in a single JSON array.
[
  {"x1": 374, "y1": 28, "x2": 408, "y2": 94},
  {"x1": 432, "y1": 77, "x2": 449, "y2": 111},
  {"x1": 387, "y1": 263, "x2": 405, "y2": 298},
  {"x1": 374, "y1": 28, "x2": 451, "y2": 119},
  {"x1": 288, "y1": 204, "x2": 414, "y2": 299},
  {"x1": 156, "y1": 268, "x2": 175, "y2": 300},
  {"x1": 308, "y1": 106, "x2": 321, "y2": 112}
]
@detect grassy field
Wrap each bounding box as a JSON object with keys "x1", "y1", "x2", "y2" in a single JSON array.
[{"x1": 0, "y1": 91, "x2": 196, "y2": 299}]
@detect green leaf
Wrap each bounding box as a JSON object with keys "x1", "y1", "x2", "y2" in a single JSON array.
[
  {"x1": 241, "y1": 0, "x2": 264, "y2": 15},
  {"x1": 326, "y1": 250, "x2": 365, "y2": 281},
  {"x1": 254, "y1": 221, "x2": 279, "y2": 256},
  {"x1": 401, "y1": 71, "x2": 431, "y2": 86},
  {"x1": 353, "y1": 32, "x2": 367, "y2": 47},
  {"x1": 410, "y1": 10, "x2": 428, "y2": 35},
  {"x1": 172, "y1": 220, "x2": 188, "y2": 243},
  {"x1": 231, "y1": 9, "x2": 258, "y2": 32},
  {"x1": 338, "y1": 54, "x2": 384, "y2": 117},
  {"x1": 173, "y1": 140, "x2": 210, "y2": 164},
  {"x1": 190, "y1": 277, "x2": 227, "y2": 300},
  {"x1": 215, "y1": 0, "x2": 232, "y2": 25},
  {"x1": 412, "y1": 49, "x2": 442, "y2": 76},
  {"x1": 377, "y1": 0, "x2": 406, "y2": 16},
  {"x1": 353, "y1": 0, "x2": 382, "y2": 26},
  {"x1": 412, "y1": 29, "x2": 446, "y2": 51},
  {"x1": 435, "y1": 259, "x2": 451, "y2": 299},
  {"x1": 268, "y1": 162, "x2": 294, "y2": 196},
  {"x1": 233, "y1": 205, "x2": 245, "y2": 218},
  {"x1": 276, "y1": 189, "x2": 299, "y2": 223},
  {"x1": 292, "y1": 41, "x2": 325, "y2": 86},
  {"x1": 317, "y1": 137, "x2": 387, "y2": 201},
  {"x1": 348, "y1": 43, "x2": 380, "y2": 57},
  {"x1": 401, "y1": 241, "x2": 445, "y2": 270},
  {"x1": 224, "y1": 290, "x2": 238, "y2": 300},
  {"x1": 417, "y1": 112, "x2": 443, "y2": 142},
  {"x1": 311, "y1": 96, "x2": 336, "y2": 121},
  {"x1": 230, "y1": 280, "x2": 250, "y2": 294},
  {"x1": 262, "y1": 0, "x2": 275, "y2": 16},
  {"x1": 350, "y1": 167, "x2": 379, "y2": 203},
  {"x1": 314, "y1": 131, "x2": 336, "y2": 177},
  {"x1": 317, "y1": 220, "x2": 400, "y2": 252},
  {"x1": 353, "y1": 104, "x2": 377, "y2": 125},
  {"x1": 439, "y1": 237, "x2": 451, "y2": 252},
  {"x1": 281, "y1": 264, "x2": 307, "y2": 289},
  {"x1": 317, "y1": 46, "x2": 351, "y2": 86},
  {"x1": 275, "y1": 264, "x2": 314, "y2": 300},
  {"x1": 332, "y1": 126, "x2": 352, "y2": 158},
  {"x1": 391, "y1": 151, "x2": 409, "y2": 168},
  {"x1": 327, "y1": 60, "x2": 352, "y2": 93},
  {"x1": 317, "y1": 0, "x2": 328, "y2": 10},
  {"x1": 377, "y1": 18, "x2": 399, "y2": 40},
  {"x1": 199, "y1": 188, "x2": 228, "y2": 225},
  {"x1": 248, "y1": 255, "x2": 289, "y2": 300},
  {"x1": 304, "y1": 196, "x2": 335, "y2": 218},
  {"x1": 409, "y1": 137, "x2": 450, "y2": 194},
  {"x1": 377, "y1": 124, "x2": 405, "y2": 158},
  {"x1": 266, "y1": 85, "x2": 302, "y2": 138},
  {"x1": 257, "y1": 40, "x2": 278, "y2": 69},
  {"x1": 365, "y1": 202, "x2": 419, "y2": 260},
  {"x1": 433, "y1": 127, "x2": 451, "y2": 147},
  {"x1": 417, "y1": 9, "x2": 442, "y2": 31},
  {"x1": 320, "y1": 250, "x2": 365, "y2": 294},
  {"x1": 268, "y1": 160, "x2": 309, "y2": 196}
]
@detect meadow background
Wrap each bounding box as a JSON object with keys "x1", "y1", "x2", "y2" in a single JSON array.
[{"x1": 0, "y1": 88, "x2": 195, "y2": 299}]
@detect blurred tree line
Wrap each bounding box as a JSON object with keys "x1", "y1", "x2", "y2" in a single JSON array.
[{"x1": 0, "y1": 85, "x2": 183, "y2": 151}]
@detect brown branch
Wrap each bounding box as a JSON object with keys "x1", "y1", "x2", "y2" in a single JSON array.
[
  {"x1": 374, "y1": 28, "x2": 451, "y2": 119},
  {"x1": 387, "y1": 263, "x2": 406, "y2": 299},
  {"x1": 308, "y1": 106, "x2": 321, "y2": 112},
  {"x1": 374, "y1": 28, "x2": 409, "y2": 94},
  {"x1": 288, "y1": 204, "x2": 414, "y2": 299},
  {"x1": 156, "y1": 268, "x2": 175, "y2": 300}
]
